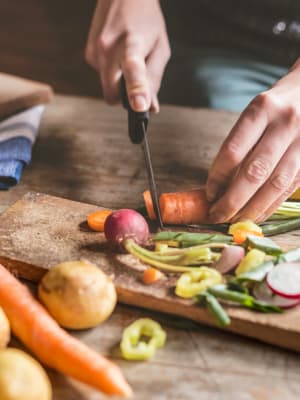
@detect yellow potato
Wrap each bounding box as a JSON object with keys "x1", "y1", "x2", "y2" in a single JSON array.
[
  {"x1": 0, "y1": 307, "x2": 10, "y2": 349},
  {"x1": 0, "y1": 348, "x2": 52, "y2": 400},
  {"x1": 38, "y1": 260, "x2": 117, "y2": 329}
]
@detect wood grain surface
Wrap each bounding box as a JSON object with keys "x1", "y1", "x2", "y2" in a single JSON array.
[
  {"x1": 1, "y1": 191, "x2": 300, "y2": 354},
  {"x1": 0, "y1": 95, "x2": 300, "y2": 400}
]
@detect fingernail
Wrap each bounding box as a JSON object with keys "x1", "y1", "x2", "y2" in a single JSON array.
[{"x1": 132, "y1": 95, "x2": 147, "y2": 112}]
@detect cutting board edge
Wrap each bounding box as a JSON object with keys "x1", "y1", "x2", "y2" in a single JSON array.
[
  {"x1": 117, "y1": 286, "x2": 300, "y2": 353},
  {"x1": 0, "y1": 256, "x2": 46, "y2": 283}
]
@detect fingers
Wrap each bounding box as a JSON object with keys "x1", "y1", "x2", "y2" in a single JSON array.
[
  {"x1": 206, "y1": 93, "x2": 269, "y2": 202},
  {"x1": 232, "y1": 140, "x2": 300, "y2": 222},
  {"x1": 146, "y1": 38, "x2": 171, "y2": 113},
  {"x1": 208, "y1": 108, "x2": 296, "y2": 223},
  {"x1": 85, "y1": 1, "x2": 110, "y2": 69},
  {"x1": 120, "y1": 35, "x2": 151, "y2": 111},
  {"x1": 258, "y1": 171, "x2": 300, "y2": 222}
]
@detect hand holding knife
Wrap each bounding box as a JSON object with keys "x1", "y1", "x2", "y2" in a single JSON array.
[{"x1": 120, "y1": 78, "x2": 163, "y2": 229}]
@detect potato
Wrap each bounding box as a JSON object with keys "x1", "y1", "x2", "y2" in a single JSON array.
[
  {"x1": 38, "y1": 260, "x2": 117, "y2": 329},
  {"x1": 0, "y1": 348, "x2": 52, "y2": 400},
  {"x1": 0, "y1": 307, "x2": 10, "y2": 349}
]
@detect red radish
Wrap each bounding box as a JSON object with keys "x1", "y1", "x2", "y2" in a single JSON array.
[
  {"x1": 104, "y1": 209, "x2": 149, "y2": 247},
  {"x1": 213, "y1": 245, "x2": 245, "y2": 274},
  {"x1": 267, "y1": 262, "x2": 300, "y2": 299},
  {"x1": 253, "y1": 281, "x2": 300, "y2": 309}
]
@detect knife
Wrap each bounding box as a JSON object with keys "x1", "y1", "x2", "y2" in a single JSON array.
[{"x1": 120, "y1": 78, "x2": 163, "y2": 229}]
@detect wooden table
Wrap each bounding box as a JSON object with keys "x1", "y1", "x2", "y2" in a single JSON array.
[{"x1": 2, "y1": 95, "x2": 300, "y2": 400}]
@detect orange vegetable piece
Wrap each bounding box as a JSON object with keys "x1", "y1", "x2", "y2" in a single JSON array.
[
  {"x1": 233, "y1": 229, "x2": 264, "y2": 245},
  {"x1": 0, "y1": 264, "x2": 132, "y2": 397},
  {"x1": 143, "y1": 190, "x2": 156, "y2": 220},
  {"x1": 142, "y1": 268, "x2": 164, "y2": 285},
  {"x1": 87, "y1": 209, "x2": 112, "y2": 232},
  {"x1": 143, "y1": 189, "x2": 210, "y2": 225}
]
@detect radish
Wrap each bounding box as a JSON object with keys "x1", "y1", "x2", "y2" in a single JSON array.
[
  {"x1": 253, "y1": 281, "x2": 300, "y2": 309},
  {"x1": 104, "y1": 209, "x2": 149, "y2": 248},
  {"x1": 213, "y1": 245, "x2": 245, "y2": 274},
  {"x1": 266, "y1": 262, "x2": 300, "y2": 299}
]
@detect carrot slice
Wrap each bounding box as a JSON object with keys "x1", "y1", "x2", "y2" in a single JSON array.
[
  {"x1": 143, "y1": 190, "x2": 156, "y2": 220},
  {"x1": 144, "y1": 189, "x2": 210, "y2": 225},
  {"x1": 142, "y1": 268, "x2": 164, "y2": 285},
  {"x1": 0, "y1": 264, "x2": 132, "y2": 397},
  {"x1": 87, "y1": 209, "x2": 112, "y2": 232},
  {"x1": 233, "y1": 229, "x2": 264, "y2": 245}
]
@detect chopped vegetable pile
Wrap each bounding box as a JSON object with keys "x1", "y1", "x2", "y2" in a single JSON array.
[{"x1": 105, "y1": 208, "x2": 300, "y2": 328}]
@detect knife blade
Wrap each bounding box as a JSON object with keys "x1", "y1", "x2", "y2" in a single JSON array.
[
  {"x1": 120, "y1": 78, "x2": 163, "y2": 229},
  {"x1": 140, "y1": 122, "x2": 163, "y2": 229}
]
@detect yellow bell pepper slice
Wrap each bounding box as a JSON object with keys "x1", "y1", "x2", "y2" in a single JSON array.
[
  {"x1": 175, "y1": 267, "x2": 222, "y2": 298},
  {"x1": 120, "y1": 318, "x2": 166, "y2": 361}
]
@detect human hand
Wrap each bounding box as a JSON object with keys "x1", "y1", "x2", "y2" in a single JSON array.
[
  {"x1": 206, "y1": 58, "x2": 300, "y2": 223},
  {"x1": 85, "y1": 0, "x2": 170, "y2": 113}
]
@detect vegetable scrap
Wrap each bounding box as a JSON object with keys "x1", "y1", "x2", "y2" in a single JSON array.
[
  {"x1": 175, "y1": 268, "x2": 222, "y2": 298},
  {"x1": 142, "y1": 268, "x2": 165, "y2": 285},
  {"x1": 87, "y1": 209, "x2": 112, "y2": 232},
  {"x1": 120, "y1": 318, "x2": 166, "y2": 361},
  {"x1": 112, "y1": 202, "x2": 300, "y2": 328}
]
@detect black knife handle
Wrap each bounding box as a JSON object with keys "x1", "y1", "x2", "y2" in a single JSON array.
[{"x1": 120, "y1": 76, "x2": 149, "y2": 144}]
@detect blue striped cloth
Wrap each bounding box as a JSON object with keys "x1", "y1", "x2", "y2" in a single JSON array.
[{"x1": 0, "y1": 105, "x2": 45, "y2": 189}]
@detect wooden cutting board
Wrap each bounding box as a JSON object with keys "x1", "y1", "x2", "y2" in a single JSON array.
[{"x1": 1, "y1": 192, "x2": 300, "y2": 352}]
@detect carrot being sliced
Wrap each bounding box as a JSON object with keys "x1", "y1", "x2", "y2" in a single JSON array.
[
  {"x1": 142, "y1": 268, "x2": 164, "y2": 285},
  {"x1": 0, "y1": 264, "x2": 132, "y2": 397},
  {"x1": 144, "y1": 189, "x2": 210, "y2": 225},
  {"x1": 87, "y1": 209, "x2": 112, "y2": 232}
]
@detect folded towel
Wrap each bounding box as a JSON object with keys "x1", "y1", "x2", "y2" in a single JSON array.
[{"x1": 0, "y1": 105, "x2": 45, "y2": 189}]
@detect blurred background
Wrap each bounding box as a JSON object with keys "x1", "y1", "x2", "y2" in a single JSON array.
[{"x1": 1, "y1": 0, "x2": 99, "y2": 96}]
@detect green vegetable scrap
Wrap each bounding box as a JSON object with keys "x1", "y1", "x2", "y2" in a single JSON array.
[
  {"x1": 125, "y1": 239, "x2": 221, "y2": 272},
  {"x1": 261, "y1": 217, "x2": 300, "y2": 236},
  {"x1": 120, "y1": 318, "x2": 166, "y2": 361},
  {"x1": 278, "y1": 247, "x2": 300, "y2": 263},
  {"x1": 198, "y1": 292, "x2": 231, "y2": 327},
  {"x1": 246, "y1": 235, "x2": 282, "y2": 256},
  {"x1": 175, "y1": 268, "x2": 222, "y2": 298},
  {"x1": 235, "y1": 261, "x2": 274, "y2": 283},
  {"x1": 207, "y1": 285, "x2": 283, "y2": 314},
  {"x1": 154, "y1": 231, "x2": 232, "y2": 247},
  {"x1": 269, "y1": 201, "x2": 300, "y2": 220}
]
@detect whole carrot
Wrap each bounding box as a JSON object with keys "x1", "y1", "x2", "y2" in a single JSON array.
[{"x1": 0, "y1": 264, "x2": 132, "y2": 397}]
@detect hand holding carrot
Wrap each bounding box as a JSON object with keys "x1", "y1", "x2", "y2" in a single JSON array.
[{"x1": 207, "y1": 57, "x2": 300, "y2": 223}]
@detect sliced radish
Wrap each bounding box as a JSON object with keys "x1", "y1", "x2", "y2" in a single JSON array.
[
  {"x1": 253, "y1": 281, "x2": 300, "y2": 309},
  {"x1": 266, "y1": 262, "x2": 300, "y2": 299},
  {"x1": 214, "y1": 245, "x2": 245, "y2": 274}
]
